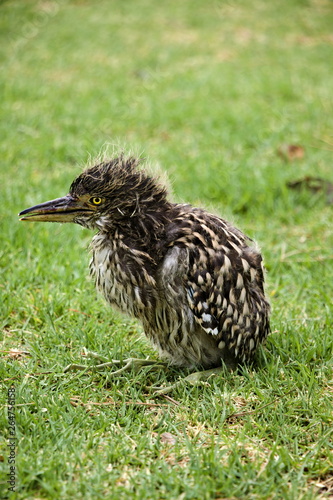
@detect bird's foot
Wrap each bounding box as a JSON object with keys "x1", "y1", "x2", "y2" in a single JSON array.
[
  {"x1": 151, "y1": 366, "x2": 226, "y2": 395},
  {"x1": 64, "y1": 350, "x2": 167, "y2": 375}
]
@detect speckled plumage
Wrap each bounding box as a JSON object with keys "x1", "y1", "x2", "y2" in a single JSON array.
[{"x1": 20, "y1": 156, "x2": 270, "y2": 369}]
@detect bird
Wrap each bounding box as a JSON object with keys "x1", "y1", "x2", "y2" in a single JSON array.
[{"x1": 19, "y1": 155, "x2": 270, "y2": 390}]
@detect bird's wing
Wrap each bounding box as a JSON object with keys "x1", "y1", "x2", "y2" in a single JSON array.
[
  {"x1": 163, "y1": 210, "x2": 264, "y2": 339},
  {"x1": 184, "y1": 245, "x2": 231, "y2": 337}
]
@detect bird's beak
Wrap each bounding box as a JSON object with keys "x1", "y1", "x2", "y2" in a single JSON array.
[{"x1": 19, "y1": 195, "x2": 91, "y2": 223}]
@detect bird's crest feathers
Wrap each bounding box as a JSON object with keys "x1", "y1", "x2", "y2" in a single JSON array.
[{"x1": 69, "y1": 155, "x2": 169, "y2": 209}]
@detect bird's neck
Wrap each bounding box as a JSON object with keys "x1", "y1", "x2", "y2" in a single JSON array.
[{"x1": 97, "y1": 202, "x2": 174, "y2": 260}]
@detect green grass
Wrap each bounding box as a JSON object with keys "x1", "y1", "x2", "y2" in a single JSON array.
[{"x1": 1, "y1": 0, "x2": 333, "y2": 498}]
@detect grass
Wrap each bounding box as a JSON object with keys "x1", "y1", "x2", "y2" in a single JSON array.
[{"x1": 1, "y1": 0, "x2": 333, "y2": 498}]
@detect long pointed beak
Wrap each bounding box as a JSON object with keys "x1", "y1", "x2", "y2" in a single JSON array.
[{"x1": 19, "y1": 195, "x2": 92, "y2": 223}]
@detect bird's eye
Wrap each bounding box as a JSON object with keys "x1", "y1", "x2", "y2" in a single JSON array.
[{"x1": 90, "y1": 197, "x2": 103, "y2": 205}]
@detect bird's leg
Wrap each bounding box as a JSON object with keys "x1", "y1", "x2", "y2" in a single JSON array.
[
  {"x1": 150, "y1": 364, "x2": 235, "y2": 395},
  {"x1": 64, "y1": 349, "x2": 167, "y2": 375}
]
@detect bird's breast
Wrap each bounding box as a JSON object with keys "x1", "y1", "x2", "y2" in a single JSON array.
[{"x1": 89, "y1": 233, "x2": 157, "y2": 316}]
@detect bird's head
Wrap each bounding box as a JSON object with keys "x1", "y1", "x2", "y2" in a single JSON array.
[{"x1": 19, "y1": 156, "x2": 169, "y2": 231}]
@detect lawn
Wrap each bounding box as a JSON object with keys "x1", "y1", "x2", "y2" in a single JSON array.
[{"x1": 1, "y1": 0, "x2": 333, "y2": 498}]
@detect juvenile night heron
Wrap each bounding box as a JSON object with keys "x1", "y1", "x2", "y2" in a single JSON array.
[{"x1": 19, "y1": 156, "x2": 270, "y2": 392}]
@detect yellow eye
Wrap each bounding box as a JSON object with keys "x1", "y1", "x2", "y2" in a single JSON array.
[{"x1": 90, "y1": 197, "x2": 103, "y2": 205}]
